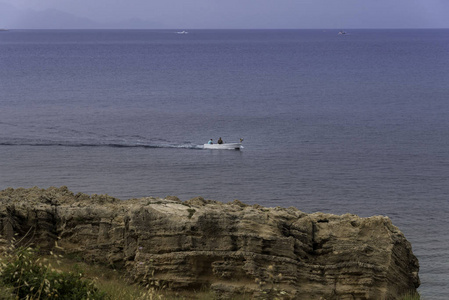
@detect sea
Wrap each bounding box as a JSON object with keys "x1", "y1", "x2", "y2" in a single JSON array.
[{"x1": 1, "y1": 29, "x2": 448, "y2": 298}]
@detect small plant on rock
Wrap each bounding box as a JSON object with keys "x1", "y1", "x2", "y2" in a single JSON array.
[
  {"x1": 400, "y1": 290, "x2": 421, "y2": 300},
  {"x1": 255, "y1": 265, "x2": 290, "y2": 300}
]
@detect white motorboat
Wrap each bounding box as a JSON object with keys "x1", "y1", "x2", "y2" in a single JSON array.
[
  {"x1": 203, "y1": 142, "x2": 242, "y2": 150},
  {"x1": 177, "y1": 31, "x2": 188, "y2": 34}
]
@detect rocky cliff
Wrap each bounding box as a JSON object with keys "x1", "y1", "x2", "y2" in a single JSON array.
[{"x1": 0, "y1": 187, "x2": 419, "y2": 299}]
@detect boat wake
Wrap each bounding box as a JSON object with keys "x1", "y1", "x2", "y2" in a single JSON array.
[{"x1": 0, "y1": 139, "x2": 203, "y2": 150}]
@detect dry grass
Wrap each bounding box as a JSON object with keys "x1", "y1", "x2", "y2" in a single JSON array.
[{"x1": 29, "y1": 255, "x2": 219, "y2": 300}]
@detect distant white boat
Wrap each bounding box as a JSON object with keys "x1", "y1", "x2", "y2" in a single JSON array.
[
  {"x1": 177, "y1": 31, "x2": 188, "y2": 34},
  {"x1": 203, "y1": 142, "x2": 242, "y2": 150},
  {"x1": 338, "y1": 30, "x2": 347, "y2": 35}
]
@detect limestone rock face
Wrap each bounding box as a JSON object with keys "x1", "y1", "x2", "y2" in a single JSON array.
[{"x1": 0, "y1": 187, "x2": 419, "y2": 299}]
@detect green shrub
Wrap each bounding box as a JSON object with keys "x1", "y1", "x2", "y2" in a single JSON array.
[
  {"x1": 0, "y1": 247, "x2": 106, "y2": 299},
  {"x1": 400, "y1": 291, "x2": 421, "y2": 300}
]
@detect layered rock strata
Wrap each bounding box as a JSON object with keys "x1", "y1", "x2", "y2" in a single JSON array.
[{"x1": 0, "y1": 187, "x2": 419, "y2": 299}]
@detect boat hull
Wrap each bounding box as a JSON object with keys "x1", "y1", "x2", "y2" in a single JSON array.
[{"x1": 203, "y1": 143, "x2": 242, "y2": 150}]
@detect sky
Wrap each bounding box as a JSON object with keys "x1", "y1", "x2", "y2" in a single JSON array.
[{"x1": 1, "y1": 0, "x2": 448, "y2": 29}]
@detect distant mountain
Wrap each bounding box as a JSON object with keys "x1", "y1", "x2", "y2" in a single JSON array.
[{"x1": 0, "y1": 2, "x2": 164, "y2": 29}]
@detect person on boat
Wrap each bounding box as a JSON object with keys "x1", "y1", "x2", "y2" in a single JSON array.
[
  {"x1": 208, "y1": 139, "x2": 213, "y2": 144},
  {"x1": 217, "y1": 137, "x2": 223, "y2": 144}
]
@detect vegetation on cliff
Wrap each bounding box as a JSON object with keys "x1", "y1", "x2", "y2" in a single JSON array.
[
  {"x1": 0, "y1": 245, "x2": 223, "y2": 299},
  {"x1": 0, "y1": 246, "x2": 105, "y2": 299}
]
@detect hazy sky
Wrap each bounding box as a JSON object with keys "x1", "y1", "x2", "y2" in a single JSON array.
[{"x1": 1, "y1": 0, "x2": 448, "y2": 29}]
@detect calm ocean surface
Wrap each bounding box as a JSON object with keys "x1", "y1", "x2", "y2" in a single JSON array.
[{"x1": 1, "y1": 29, "x2": 448, "y2": 298}]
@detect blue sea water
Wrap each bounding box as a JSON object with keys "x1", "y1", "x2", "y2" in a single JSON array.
[{"x1": 1, "y1": 29, "x2": 448, "y2": 298}]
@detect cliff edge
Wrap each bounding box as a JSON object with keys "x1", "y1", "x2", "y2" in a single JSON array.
[{"x1": 0, "y1": 187, "x2": 419, "y2": 299}]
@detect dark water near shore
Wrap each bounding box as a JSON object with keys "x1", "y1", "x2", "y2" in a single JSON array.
[{"x1": 1, "y1": 29, "x2": 449, "y2": 298}]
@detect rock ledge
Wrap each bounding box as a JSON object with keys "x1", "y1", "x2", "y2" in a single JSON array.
[{"x1": 0, "y1": 187, "x2": 419, "y2": 299}]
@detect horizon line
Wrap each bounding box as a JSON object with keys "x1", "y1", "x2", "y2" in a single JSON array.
[{"x1": 2, "y1": 27, "x2": 449, "y2": 31}]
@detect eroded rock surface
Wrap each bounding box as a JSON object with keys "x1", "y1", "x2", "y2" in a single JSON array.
[{"x1": 0, "y1": 187, "x2": 419, "y2": 299}]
